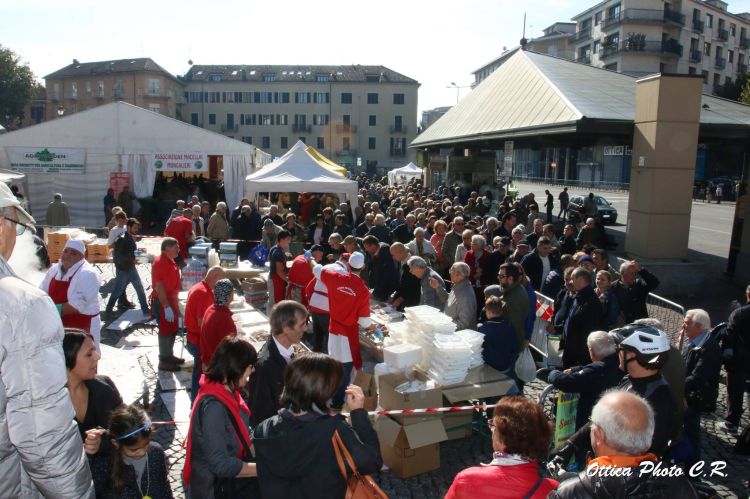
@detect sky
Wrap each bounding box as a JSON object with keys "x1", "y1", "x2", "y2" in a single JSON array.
[{"x1": 4, "y1": 0, "x2": 750, "y2": 123}]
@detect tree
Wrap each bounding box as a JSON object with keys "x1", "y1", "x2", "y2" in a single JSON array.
[
  {"x1": 714, "y1": 73, "x2": 748, "y2": 102},
  {"x1": 741, "y1": 76, "x2": 750, "y2": 106},
  {"x1": 0, "y1": 45, "x2": 36, "y2": 128}
]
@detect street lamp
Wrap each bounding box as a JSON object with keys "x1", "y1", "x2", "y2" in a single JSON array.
[
  {"x1": 56, "y1": 105, "x2": 65, "y2": 119},
  {"x1": 446, "y1": 82, "x2": 471, "y2": 104}
]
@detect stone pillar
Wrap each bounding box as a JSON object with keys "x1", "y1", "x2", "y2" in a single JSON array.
[{"x1": 625, "y1": 74, "x2": 703, "y2": 260}]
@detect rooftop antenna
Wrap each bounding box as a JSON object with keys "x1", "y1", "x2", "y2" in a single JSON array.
[{"x1": 520, "y1": 12, "x2": 528, "y2": 49}]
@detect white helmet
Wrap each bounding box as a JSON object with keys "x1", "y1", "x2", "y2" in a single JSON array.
[{"x1": 609, "y1": 324, "x2": 671, "y2": 370}]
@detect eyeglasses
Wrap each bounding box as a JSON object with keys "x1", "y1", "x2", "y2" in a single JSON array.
[
  {"x1": 498, "y1": 274, "x2": 508, "y2": 279},
  {"x1": 4, "y1": 217, "x2": 35, "y2": 236}
]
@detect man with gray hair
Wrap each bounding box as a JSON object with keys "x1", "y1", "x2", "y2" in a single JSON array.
[
  {"x1": 681, "y1": 308, "x2": 721, "y2": 466},
  {"x1": 0, "y1": 183, "x2": 94, "y2": 496},
  {"x1": 539, "y1": 331, "x2": 623, "y2": 430},
  {"x1": 408, "y1": 255, "x2": 446, "y2": 308},
  {"x1": 433, "y1": 261, "x2": 476, "y2": 330},
  {"x1": 550, "y1": 390, "x2": 697, "y2": 498},
  {"x1": 441, "y1": 216, "x2": 464, "y2": 267},
  {"x1": 611, "y1": 259, "x2": 659, "y2": 323},
  {"x1": 207, "y1": 201, "x2": 230, "y2": 241},
  {"x1": 389, "y1": 243, "x2": 421, "y2": 310}
]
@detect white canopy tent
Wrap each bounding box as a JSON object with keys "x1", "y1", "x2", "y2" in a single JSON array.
[
  {"x1": 245, "y1": 141, "x2": 359, "y2": 213},
  {"x1": 387, "y1": 162, "x2": 423, "y2": 185},
  {"x1": 0, "y1": 102, "x2": 266, "y2": 228}
]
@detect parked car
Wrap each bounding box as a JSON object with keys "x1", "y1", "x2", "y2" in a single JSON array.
[{"x1": 567, "y1": 194, "x2": 618, "y2": 225}]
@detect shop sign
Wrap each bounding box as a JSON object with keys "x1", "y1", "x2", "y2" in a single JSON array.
[
  {"x1": 151, "y1": 152, "x2": 208, "y2": 172},
  {"x1": 6, "y1": 147, "x2": 86, "y2": 173}
]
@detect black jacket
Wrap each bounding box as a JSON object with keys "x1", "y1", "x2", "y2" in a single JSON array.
[
  {"x1": 90, "y1": 442, "x2": 174, "y2": 499},
  {"x1": 113, "y1": 232, "x2": 137, "y2": 271},
  {"x1": 559, "y1": 235, "x2": 577, "y2": 256},
  {"x1": 548, "y1": 353, "x2": 623, "y2": 430},
  {"x1": 391, "y1": 261, "x2": 421, "y2": 309},
  {"x1": 725, "y1": 303, "x2": 750, "y2": 355},
  {"x1": 683, "y1": 332, "x2": 722, "y2": 412},
  {"x1": 611, "y1": 269, "x2": 659, "y2": 323},
  {"x1": 307, "y1": 223, "x2": 332, "y2": 245},
  {"x1": 365, "y1": 243, "x2": 399, "y2": 301},
  {"x1": 355, "y1": 222, "x2": 372, "y2": 238},
  {"x1": 542, "y1": 267, "x2": 566, "y2": 298},
  {"x1": 561, "y1": 285, "x2": 603, "y2": 369},
  {"x1": 521, "y1": 249, "x2": 559, "y2": 291},
  {"x1": 366, "y1": 224, "x2": 392, "y2": 243},
  {"x1": 391, "y1": 223, "x2": 417, "y2": 244},
  {"x1": 549, "y1": 461, "x2": 697, "y2": 499},
  {"x1": 253, "y1": 408, "x2": 382, "y2": 499},
  {"x1": 247, "y1": 338, "x2": 288, "y2": 428}
]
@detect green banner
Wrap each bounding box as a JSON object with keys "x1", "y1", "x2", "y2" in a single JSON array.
[{"x1": 554, "y1": 391, "x2": 579, "y2": 447}]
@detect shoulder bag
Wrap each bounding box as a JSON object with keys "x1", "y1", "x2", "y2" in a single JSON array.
[{"x1": 332, "y1": 430, "x2": 388, "y2": 499}]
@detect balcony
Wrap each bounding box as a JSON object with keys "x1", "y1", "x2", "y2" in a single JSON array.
[
  {"x1": 601, "y1": 39, "x2": 683, "y2": 58},
  {"x1": 741, "y1": 36, "x2": 750, "y2": 49},
  {"x1": 600, "y1": 16, "x2": 621, "y2": 31},
  {"x1": 717, "y1": 28, "x2": 729, "y2": 41},
  {"x1": 335, "y1": 124, "x2": 357, "y2": 133},
  {"x1": 568, "y1": 28, "x2": 591, "y2": 44},
  {"x1": 292, "y1": 124, "x2": 311, "y2": 133},
  {"x1": 739, "y1": 63, "x2": 749, "y2": 74},
  {"x1": 575, "y1": 53, "x2": 592, "y2": 64},
  {"x1": 336, "y1": 149, "x2": 357, "y2": 157},
  {"x1": 689, "y1": 49, "x2": 702, "y2": 62},
  {"x1": 692, "y1": 19, "x2": 704, "y2": 32},
  {"x1": 663, "y1": 8, "x2": 685, "y2": 26},
  {"x1": 221, "y1": 124, "x2": 239, "y2": 132},
  {"x1": 390, "y1": 125, "x2": 408, "y2": 134},
  {"x1": 612, "y1": 8, "x2": 684, "y2": 26},
  {"x1": 715, "y1": 57, "x2": 726, "y2": 70}
]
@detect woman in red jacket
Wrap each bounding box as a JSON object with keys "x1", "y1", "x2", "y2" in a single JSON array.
[{"x1": 445, "y1": 396, "x2": 558, "y2": 499}]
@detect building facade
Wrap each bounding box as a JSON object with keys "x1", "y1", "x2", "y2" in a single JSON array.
[
  {"x1": 44, "y1": 58, "x2": 184, "y2": 121},
  {"x1": 569, "y1": 0, "x2": 750, "y2": 92},
  {"x1": 421, "y1": 106, "x2": 452, "y2": 131},
  {"x1": 181, "y1": 64, "x2": 419, "y2": 172}
]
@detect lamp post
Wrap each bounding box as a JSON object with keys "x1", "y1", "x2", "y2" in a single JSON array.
[{"x1": 446, "y1": 82, "x2": 471, "y2": 104}]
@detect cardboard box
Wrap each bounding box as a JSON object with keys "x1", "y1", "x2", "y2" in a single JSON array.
[
  {"x1": 353, "y1": 371, "x2": 378, "y2": 411},
  {"x1": 442, "y1": 410, "x2": 474, "y2": 441},
  {"x1": 378, "y1": 371, "x2": 443, "y2": 425},
  {"x1": 440, "y1": 364, "x2": 517, "y2": 404},
  {"x1": 375, "y1": 415, "x2": 447, "y2": 478},
  {"x1": 241, "y1": 277, "x2": 268, "y2": 294}
]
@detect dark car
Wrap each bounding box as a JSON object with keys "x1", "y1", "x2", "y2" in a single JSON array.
[{"x1": 567, "y1": 194, "x2": 618, "y2": 225}]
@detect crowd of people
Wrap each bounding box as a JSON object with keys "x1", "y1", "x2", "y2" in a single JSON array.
[{"x1": 2, "y1": 172, "x2": 749, "y2": 498}]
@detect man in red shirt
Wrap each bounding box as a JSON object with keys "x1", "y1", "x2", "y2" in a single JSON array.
[
  {"x1": 164, "y1": 208, "x2": 195, "y2": 266},
  {"x1": 286, "y1": 244, "x2": 324, "y2": 306},
  {"x1": 199, "y1": 279, "x2": 237, "y2": 371},
  {"x1": 184, "y1": 265, "x2": 226, "y2": 403},
  {"x1": 151, "y1": 237, "x2": 183, "y2": 371},
  {"x1": 320, "y1": 251, "x2": 374, "y2": 409}
]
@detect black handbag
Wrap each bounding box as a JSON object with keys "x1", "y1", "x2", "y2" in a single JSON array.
[{"x1": 208, "y1": 399, "x2": 259, "y2": 499}]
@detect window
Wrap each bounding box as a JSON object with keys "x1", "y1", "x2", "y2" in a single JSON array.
[
  {"x1": 317, "y1": 137, "x2": 325, "y2": 149},
  {"x1": 71, "y1": 81, "x2": 78, "y2": 98},
  {"x1": 208, "y1": 91, "x2": 221, "y2": 103},
  {"x1": 343, "y1": 114, "x2": 351, "y2": 125},
  {"x1": 394, "y1": 115, "x2": 403, "y2": 131},
  {"x1": 227, "y1": 114, "x2": 235, "y2": 128},
  {"x1": 260, "y1": 114, "x2": 274, "y2": 125},
  {"x1": 262, "y1": 136, "x2": 271, "y2": 148},
  {"x1": 688, "y1": 66, "x2": 697, "y2": 74},
  {"x1": 316, "y1": 74, "x2": 329, "y2": 82},
  {"x1": 259, "y1": 92, "x2": 273, "y2": 103},
  {"x1": 702, "y1": 70, "x2": 709, "y2": 84},
  {"x1": 367, "y1": 93, "x2": 378, "y2": 104},
  {"x1": 313, "y1": 92, "x2": 329, "y2": 104},
  {"x1": 148, "y1": 78, "x2": 160, "y2": 95},
  {"x1": 730, "y1": 23, "x2": 737, "y2": 37},
  {"x1": 85, "y1": 81, "x2": 91, "y2": 92},
  {"x1": 275, "y1": 92, "x2": 290, "y2": 103},
  {"x1": 368, "y1": 137, "x2": 376, "y2": 150},
  {"x1": 393, "y1": 93, "x2": 405, "y2": 104},
  {"x1": 148, "y1": 103, "x2": 160, "y2": 113},
  {"x1": 294, "y1": 114, "x2": 307, "y2": 126},
  {"x1": 706, "y1": 13, "x2": 713, "y2": 28},
  {"x1": 276, "y1": 114, "x2": 288, "y2": 125},
  {"x1": 97, "y1": 81, "x2": 104, "y2": 94},
  {"x1": 313, "y1": 114, "x2": 329, "y2": 125},
  {"x1": 594, "y1": 11, "x2": 602, "y2": 25},
  {"x1": 242, "y1": 137, "x2": 252, "y2": 144},
  {"x1": 704, "y1": 42, "x2": 711, "y2": 56},
  {"x1": 390, "y1": 137, "x2": 406, "y2": 156},
  {"x1": 298, "y1": 137, "x2": 306, "y2": 144},
  {"x1": 53, "y1": 83, "x2": 60, "y2": 99},
  {"x1": 607, "y1": 3, "x2": 620, "y2": 19},
  {"x1": 343, "y1": 137, "x2": 351, "y2": 150},
  {"x1": 593, "y1": 40, "x2": 601, "y2": 54},
  {"x1": 191, "y1": 113, "x2": 199, "y2": 125},
  {"x1": 280, "y1": 137, "x2": 288, "y2": 149},
  {"x1": 263, "y1": 74, "x2": 276, "y2": 82},
  {"x1": 341, "y1": 93, "x2": 352, "y2": 104},
  {"x1": 693, "y1": 8, "x2": 700, "y2": 21},
  {"x1": 729, "y1": 50, "x2": 734, "y2": 63},
  {"x1": 369, "y1": 115, "x2": 377, "y2": 126},
  {"x1": 241, "y1": 114, "x2": 257, "y2": 126},
  {"x1": 295, "y1": 92, "x2": 311, "y2": 103},
  {"x1": 210, "y1": 74, "x2": 222, "y2": 81},
  {"x1": 208, "y1": 114, "x2": 216, "y2": 125}
]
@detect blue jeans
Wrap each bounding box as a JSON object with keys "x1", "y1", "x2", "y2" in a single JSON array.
[
  {"x1": 185, "y1": 342, "x2": 200, "y2": 404},
  {"x1": 106, "y1": 267, "x2": 149, "y2": 312},
  {"x1": 332, "y1": 362, "x2": 354, "y2": 407}
]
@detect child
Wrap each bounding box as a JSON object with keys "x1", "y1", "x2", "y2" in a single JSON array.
[{"x1": 90, "y1": 404, "x2": 174, "y2": 499}]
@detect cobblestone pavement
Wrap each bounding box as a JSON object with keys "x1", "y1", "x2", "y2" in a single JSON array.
[{"x1": 97, "y1": 263, "x2": 750, "y2": 499}]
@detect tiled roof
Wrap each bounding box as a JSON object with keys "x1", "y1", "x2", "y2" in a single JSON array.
[
  {"x1": 45, "y1": 58, "x2": 178, "y2": 81},
  {"x1": 183, "y1": 64, "x2": 418, "y2": 84}
]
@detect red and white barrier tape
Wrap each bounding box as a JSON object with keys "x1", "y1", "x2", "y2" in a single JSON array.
[{"x1": 355, "y1": 404, "x2": 492, "y2": 417}]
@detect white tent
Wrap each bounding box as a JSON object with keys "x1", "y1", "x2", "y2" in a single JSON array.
[
  {"x1": 0, "y1": 102, "x2": 267, "y2": 228},
  {"x1": 245, "y1": 141, "x2": 359, "y2": 212},
  {"x1": 387, "y1": 162, "x2": 423, "y2": 185}
]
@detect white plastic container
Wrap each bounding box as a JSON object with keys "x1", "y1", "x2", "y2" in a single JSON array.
[{"x1": 383, "y1": 343, "x2": 422, "y2": 369}]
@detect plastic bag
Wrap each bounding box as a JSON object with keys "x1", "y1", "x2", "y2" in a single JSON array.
[{"x1": 515, "y1": 347, "x2": 536, "y2": 383}]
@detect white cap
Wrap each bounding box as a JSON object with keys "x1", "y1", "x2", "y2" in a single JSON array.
[
  {"x1": 0, "y1": 182, "x2": 34, "y2": 226},
  {"x1": 349, "y1": 251, "x2": 365, "y2": 270},
  {"x1": 64, "y1": 238, "x2": 86, "y2": 255}
]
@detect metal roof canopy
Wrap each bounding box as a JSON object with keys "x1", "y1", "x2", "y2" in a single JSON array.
[{"x1": 412, "y1": 50, "x2": 750, "y2": 149}]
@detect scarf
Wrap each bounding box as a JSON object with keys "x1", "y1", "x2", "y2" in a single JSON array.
[
  {"x1": 587, "y1": 452, "x2": 658, "y2": 470},
  {"x1": 182, "y1": 375, "x2": 252, "y2": 487},
  {"x1": 483, "y1": 452, "x2": 534, "y2": 467}
]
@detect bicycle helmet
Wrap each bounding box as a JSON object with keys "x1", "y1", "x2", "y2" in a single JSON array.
[{"x1": 608, "y1": 324, "x2": 670, "y2": 370}]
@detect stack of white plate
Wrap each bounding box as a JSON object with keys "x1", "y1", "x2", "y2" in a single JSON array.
[
  {"x1": 455, "y1": 329, "x2": 485, "y2": 369},
  {"x1": 425, "y1": 334, "x2": 472, "y2": 385}
]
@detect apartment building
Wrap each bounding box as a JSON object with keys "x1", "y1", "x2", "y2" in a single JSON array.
[
  {"x1": 473, "y1": 23, "x2": 577, "y2": 84},
  {"x1": 181, "y1": 64, "x2": 419, "y2": 171},
  {"x1": 568, "y1": 0, "x2": 750, "y2": 93},
  {"x1": 44, "y1": 58, "x2": 184, "y2": 120}
]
